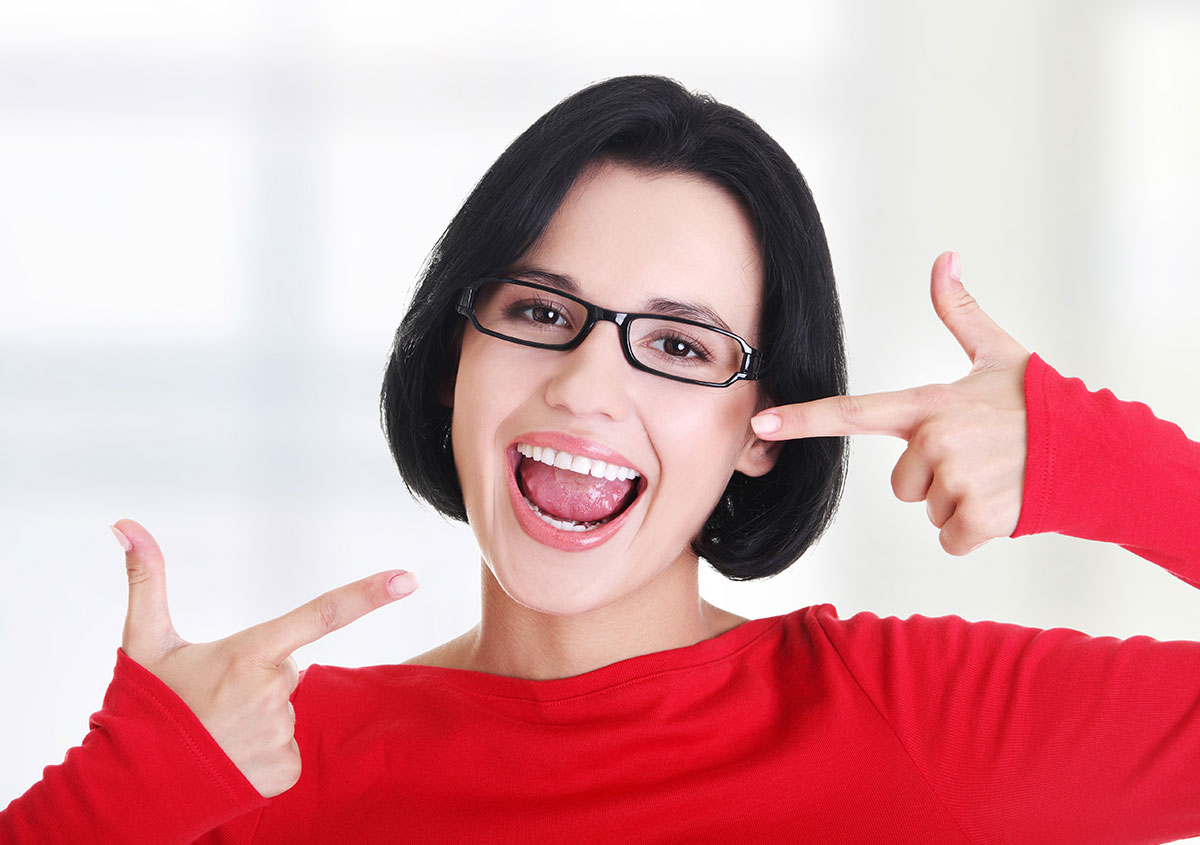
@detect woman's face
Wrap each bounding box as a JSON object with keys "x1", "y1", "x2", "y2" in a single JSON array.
[{"x1": 450, "y1": 160, "x2": 775, "y2": 616}]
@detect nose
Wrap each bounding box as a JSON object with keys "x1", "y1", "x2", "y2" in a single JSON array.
[{"x1": 542, "y1": 321, "x2": 632, "y2": 422}]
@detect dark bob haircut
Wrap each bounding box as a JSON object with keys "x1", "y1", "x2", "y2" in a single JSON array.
[{"x1": 381, "y1": 75, "x2": 847, "y2": 581}]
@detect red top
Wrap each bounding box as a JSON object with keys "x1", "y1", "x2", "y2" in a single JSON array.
[{"x1": 4, "y1": 354, "x2": 1200, "y2": 844}]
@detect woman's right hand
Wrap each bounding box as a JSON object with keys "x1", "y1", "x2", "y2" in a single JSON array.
[{"x1": 112, "y1": 518, "x2": 418, "y2": 797}]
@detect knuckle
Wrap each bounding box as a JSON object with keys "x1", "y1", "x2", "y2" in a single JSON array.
[
  {"x1": 907, "y1": 425, "x2": 942, "y2": 461},
  {"x1": 914, "y1": 384, "x2": 954, "y2": 415},
  {"x1": 312, "y1": 596, "x2": 343, "y2": 637},
  {"x1": 267, "y1": 671, "x2": 294, "y2": 702},
  {"x1": 891, "y1": 473, "x2": 924, "y2": 504},
  {"x1": 911, "y1": 383, "x2": 937, "y2": 407},
  {"x1": 267, "y1": 752, "x2": 302, "y2": 796},
  {"x1": 273, "y1": 711, "x2": 298, "y2": 746},
  {"x1": 834, "y1": 394, "x2": 864, "y2": 427},
  {"x1": 281, "y1": 656, "x2": 301, "y2": 691},
  {"x1": 125, "y1": 561, "x2": 155, "y2": 587},
  {"x1": 951, "y1": 287, "x2": 981, "y2": 316},
  {"x1": 938, "y1": 466, "x2": 971, "y2": 498},
  {"x1": 939, "y1": 527, "x2": 968, "y2": 557},
  {"x1": 286, "y1": 749, "x2": 302, "y2": 786},
  {"x1": 951, "y1": 508, "x2": 989, "y2": 546}
]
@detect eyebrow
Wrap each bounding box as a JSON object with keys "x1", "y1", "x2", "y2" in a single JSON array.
[{"x1": 505, "y1": 266, "x2": 736, "y2": 334}]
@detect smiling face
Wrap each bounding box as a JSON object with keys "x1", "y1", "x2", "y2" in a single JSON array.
[{"x1": 449, "y1": 160, "x2": 776, "y2": 616}]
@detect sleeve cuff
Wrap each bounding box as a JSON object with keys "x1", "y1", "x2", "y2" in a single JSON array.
[
  {"x1": 1012, "y1": 352, "x2": 1053, "y2": 538},
  {"x1": 95, "y1": 648, "x2": 269, "y2": 834}
]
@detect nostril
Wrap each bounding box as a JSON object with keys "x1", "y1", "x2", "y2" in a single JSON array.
[{"x1": 543, "y1": 344, "x2": 633, "y2": 421}]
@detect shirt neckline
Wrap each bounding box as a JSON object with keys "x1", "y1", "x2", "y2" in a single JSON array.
[{"x1": 390, "y1": 610, "x2": 792, "y2": 703}]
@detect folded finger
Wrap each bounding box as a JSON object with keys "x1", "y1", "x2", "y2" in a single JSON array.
[
  {"x1": 938, "y1": 506, "x2": 987, "y2": 556},
  {"x1": 924, "y1": 475, "x2": 956, "y2": 530},
  {"x1": 890, "y1": 445, "x2": 934, "y2": 504}
]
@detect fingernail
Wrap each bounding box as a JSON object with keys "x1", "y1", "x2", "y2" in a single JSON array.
[
  {"x1": 948, "y1": 251, "x2": 961, "y2": 281},
  {"x1": 109, "y1": 524, "x2": 133, "y2": 552},
  {"x1": 751, "y1": 413, "x2": 781, "y2": 436},
  {"x1": 388, "y1": 571, "x2": 419, "y2": 598}
]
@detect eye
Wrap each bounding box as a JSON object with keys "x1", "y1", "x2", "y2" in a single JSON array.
[
  {"x1": 506, "y1": 298, "x2": 572, "y2": 329},
  {"x1": 528, "y1": 304, "x2": 566, "y2": 325},
  {"x1": 648, "y1": 332, "x2": 713, "y2": 362}
]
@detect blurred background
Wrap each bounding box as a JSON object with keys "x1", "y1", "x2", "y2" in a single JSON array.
[{"x1": 3, "y1": 0, "x2": 1199, "y2": 823}]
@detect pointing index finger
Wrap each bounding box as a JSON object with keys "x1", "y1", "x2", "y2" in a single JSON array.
[
  {"x1": 752, "y1": 389, "x2": 928, "y2": 441},
  {"x1": 237, "y1": 570, "x2": 417, "y2": 665}
]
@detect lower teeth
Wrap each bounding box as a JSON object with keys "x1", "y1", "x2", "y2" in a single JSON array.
[{"x1": 523, "y1": 496, "x2": 607, "y2": 532}]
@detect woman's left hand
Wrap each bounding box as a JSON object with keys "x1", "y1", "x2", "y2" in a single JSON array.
[{"x1": 751, "y1": 251, "x2": 1030, "y2": 555}]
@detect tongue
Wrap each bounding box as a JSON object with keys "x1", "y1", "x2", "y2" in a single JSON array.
[{"x1": 518, "y1": 458, "x2": 635, "y2": 523}]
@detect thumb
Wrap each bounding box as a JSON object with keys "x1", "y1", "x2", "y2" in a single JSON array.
[
  {"x1": 113, "y1": 518, "x2": 181, "y2": 659},
  {"x1": 930, "y1": 251, "x2": 1025, "y2": 369}
]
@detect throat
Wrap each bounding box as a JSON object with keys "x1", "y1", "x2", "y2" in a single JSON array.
[{"x1": 473, "y1": 566, "x2": 751, "y2": 680}]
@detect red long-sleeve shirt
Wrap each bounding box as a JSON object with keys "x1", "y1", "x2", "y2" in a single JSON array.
[{"x1": 4, "y1": 354, "x2": 1200, "y2": 844}]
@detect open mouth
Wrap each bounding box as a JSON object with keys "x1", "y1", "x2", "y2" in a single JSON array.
[{"x1": 511, "y1": 442, "x2": 644, "y2": 533}]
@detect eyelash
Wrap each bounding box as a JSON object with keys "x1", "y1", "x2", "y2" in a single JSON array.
[
  {"x1": 505, "y1": 297, "x2": 573, "y2": 328},
  {"x1": 643, "y1": 330, "x2": 715, "y2": 363}
]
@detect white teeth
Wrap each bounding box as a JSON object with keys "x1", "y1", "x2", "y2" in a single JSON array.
[{"x1": 515, "y1": 442, "x2": 639, "y2": 481}]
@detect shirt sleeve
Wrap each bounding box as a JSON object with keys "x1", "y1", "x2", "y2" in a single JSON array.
[
  {"x1": 813, "y1": 355, "x2": 1200, "y2": 844},
  {"x1": 815, "y1": 609, "x2": 1200, "y2": 844},
  {"x1": 0, "y1": 649, "x2": 267, "y2": 844},
  {"x1": 1013, "y1": 352, "x2": 1200, "y2": 579}
]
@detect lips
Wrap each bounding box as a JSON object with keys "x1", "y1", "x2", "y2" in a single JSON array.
[{"x1": 499, "y1": 432, "x2": 643, "y2": 552}]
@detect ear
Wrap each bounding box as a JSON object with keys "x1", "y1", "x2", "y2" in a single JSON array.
[
  {"x1": 735, "y1": 389, "x2": 782, "y2": 477},
  {"x1": 735, "y1": 430, "x2": 781, "y2": 477}
]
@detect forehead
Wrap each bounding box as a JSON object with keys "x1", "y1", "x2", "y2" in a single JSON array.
[{"x1": 514, "y1": 161, "x2": 764, "y2": 342}]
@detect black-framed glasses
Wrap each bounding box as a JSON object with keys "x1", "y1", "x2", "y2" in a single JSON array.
[{"x1": 456, "y1": 278, "x2": 766, "y2": 388}]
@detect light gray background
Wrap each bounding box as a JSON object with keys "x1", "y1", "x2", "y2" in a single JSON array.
[{"x1": 3, "y1": 0, "x2": 1199, "y2": 832}]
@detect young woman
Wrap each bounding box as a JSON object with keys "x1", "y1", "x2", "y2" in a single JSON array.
[{"x1": 4, "y1": 75, "x2": 1199, "y2": 843}]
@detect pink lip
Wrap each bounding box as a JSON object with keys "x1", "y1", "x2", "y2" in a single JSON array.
[
  {"x1": 504, "y1": 435, "x2": 645, "y2": 553},
  {"x1": 509, "y1": 431, "x2": 642, "y2": 476}
]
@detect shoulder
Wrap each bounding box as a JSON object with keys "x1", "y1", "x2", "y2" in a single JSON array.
[{"x1": 801, "y1": 603, "x2": 1050, "y2": 656}]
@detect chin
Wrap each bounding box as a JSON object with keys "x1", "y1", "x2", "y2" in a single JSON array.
[{"x1": 485, "y1": 557, "x2": 629, "y2": 618}]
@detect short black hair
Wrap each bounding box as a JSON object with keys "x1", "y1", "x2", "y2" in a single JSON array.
[{"x1": 381, "y1": 75, "x2": 847, "y2": 580}]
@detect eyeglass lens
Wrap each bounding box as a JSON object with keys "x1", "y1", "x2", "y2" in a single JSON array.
[{"x1": 472, "y1": 280, "x2": 745, "y2": 384}]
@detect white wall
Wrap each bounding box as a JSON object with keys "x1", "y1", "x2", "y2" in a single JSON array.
[{"x1": 3, "y1": 1, "x2": 1199, "y2": 834}]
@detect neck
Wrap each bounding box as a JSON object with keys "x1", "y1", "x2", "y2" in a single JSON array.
[{"x1": 456, "y1": 552, "x2": 747, "y2": 680}]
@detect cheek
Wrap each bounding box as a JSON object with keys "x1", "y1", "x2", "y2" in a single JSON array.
[
  {"x1": 647, "y1": 383, "x2": 758, "y2": 492},
  {"x1": 450, "y1": 338, "x2": 519, "y2": 497}
]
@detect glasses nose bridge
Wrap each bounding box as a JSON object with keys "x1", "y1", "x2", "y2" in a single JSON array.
[{"x1": 575, "y1": 303, "x2": 632, "y2": 347}]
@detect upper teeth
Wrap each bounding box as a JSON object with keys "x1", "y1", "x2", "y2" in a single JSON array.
[{"x1": 516, "y1": 443, "x2": 640, "y2": 481}]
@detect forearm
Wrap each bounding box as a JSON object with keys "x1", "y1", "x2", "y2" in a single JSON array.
[
  {"x1": 1013, "y1": 353, "x2": 1200, "y2": 578},
  {"x1": 0, "y1": 650, "x2": 265, "y2": 844}
]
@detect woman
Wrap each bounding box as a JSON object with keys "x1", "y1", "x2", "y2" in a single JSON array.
[{"x1": 4, "y1": 75, "x2": 1199, "y2": 843}]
